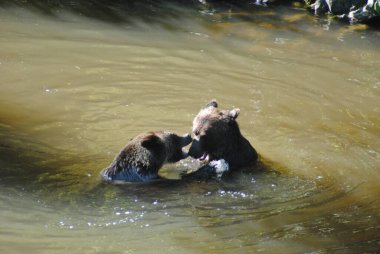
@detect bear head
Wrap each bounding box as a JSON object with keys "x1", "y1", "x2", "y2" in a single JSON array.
[
  {"x1": 141, "y1": 131, "x2": 192, "y2": 163},
  {"x1": 188, "y1": 100, "x2": 241, "y2": 161},
  {"x1": 188, "y1": 100, "x2": 257, "y2": 170}
]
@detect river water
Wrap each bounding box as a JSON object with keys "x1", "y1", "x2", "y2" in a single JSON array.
[{"x1": 0, "y1": 1, "x2": 380, "y2": 253}]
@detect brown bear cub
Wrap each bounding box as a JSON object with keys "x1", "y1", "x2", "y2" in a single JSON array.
[
  {"x1": 183, "y1": 100, "x2": 258, "y2": 179},
  {"x1": 101, "y1": 131, "x2": 192, "y2": 182}
]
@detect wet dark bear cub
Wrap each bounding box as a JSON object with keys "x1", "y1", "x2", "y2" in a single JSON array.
[
  {"x1": 101, "y1": 131, "x2": 192, "y2": 182},
  {"x1": 184, "y1": 100, "x2": 258, "y2": 179}
]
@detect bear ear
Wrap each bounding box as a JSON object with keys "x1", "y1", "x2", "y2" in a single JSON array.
[
  {"x1": 228, "y1": 108, "x2": 240, "y2": 119},
  {"x1": 141, "y1": 134, "x2": 162, "y2": 150},
  {"x1": 204, "y1": 99, "x2": 218, "y2": 109}
]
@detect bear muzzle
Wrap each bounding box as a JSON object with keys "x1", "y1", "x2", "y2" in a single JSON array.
[
  {"x1": 188, "y1": 139, "x2": 208, "y2": 161},
  {"x1": 180, "y1": 133, "x2": 192, "y2": 159},
  {"x1": 182, "y1": 133, "x2": 192, "y2": 146}
]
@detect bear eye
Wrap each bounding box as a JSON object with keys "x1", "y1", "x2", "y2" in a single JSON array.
[{"x1": 194, "y1": 130, "x2": 200, "y2": 136}]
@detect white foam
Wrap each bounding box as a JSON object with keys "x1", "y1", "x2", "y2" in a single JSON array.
[{"x1": 209, "y1": 159, "x2": 229, "y2": 178}]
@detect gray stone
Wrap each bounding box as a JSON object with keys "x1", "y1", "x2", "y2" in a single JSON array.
[{"x1": 305, "y1": 0, "x2": 380, "y2": 22}]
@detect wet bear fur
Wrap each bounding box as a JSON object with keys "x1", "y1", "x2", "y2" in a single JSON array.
[
  {"x1": 101, "y1": 131, "x2": 192, "y2": 182},
  {"x1": 183, "y1": 100, "x2": 258, "y2": 179}
]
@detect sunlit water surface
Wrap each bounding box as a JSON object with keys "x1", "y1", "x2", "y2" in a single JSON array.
[{"x1": 0, "y1": 2, "x2": 380, "y2": 253}]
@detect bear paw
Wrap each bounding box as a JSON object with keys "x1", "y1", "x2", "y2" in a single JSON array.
[
  {"x1": 180, "y1": 159, "x2": 230, "y2": 181},
  {"x1": 209, "y1": 159, "x2": 229, "y2": 178}
]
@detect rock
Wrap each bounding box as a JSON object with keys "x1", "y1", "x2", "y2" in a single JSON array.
[
  {"x1": 347, "y1": 0, "x2": 380, "y2": 22},
  {"x1": 305, "y1": 0, "x2": 380, "y2": 22}
]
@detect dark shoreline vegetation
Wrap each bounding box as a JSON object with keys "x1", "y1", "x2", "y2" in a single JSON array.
[{"x1": 0, "y1": 0, "x2": 379, "y2": 25}]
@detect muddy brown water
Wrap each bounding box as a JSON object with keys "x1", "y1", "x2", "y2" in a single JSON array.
[{"x1": 0, "y1": 2, "x2": 380, "y2": 253}]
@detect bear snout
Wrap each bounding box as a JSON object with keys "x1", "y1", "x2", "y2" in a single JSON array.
[
  {"x1": 188, "y1": 139, "x2": 204, "y2": 159},
  {"x1": 182, "y1": 133, "x2": 192, "y2": 147}
]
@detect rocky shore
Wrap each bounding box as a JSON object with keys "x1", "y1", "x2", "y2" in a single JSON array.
[{"x1": 304, "y1": 0, "x2": 380, "y2": 23}]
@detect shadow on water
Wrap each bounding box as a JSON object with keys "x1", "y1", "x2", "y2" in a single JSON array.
[
  {"x1": 0, "y1": 106, "x2": 103, "y2": 204},
  {"x1": 0, "y1": 0, "x2": 220, "y2": 23},
  {"x1": 0, "y1": 0, "x2": 308, "y2": 24},
  {"x1": 2, "y1": 0, "x2": 379, "y2": 36}
]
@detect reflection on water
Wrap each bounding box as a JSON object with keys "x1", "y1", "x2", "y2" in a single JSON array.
[{"x1": 1, "y1": 1, "x2": 380, "y2": 253}]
